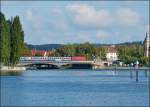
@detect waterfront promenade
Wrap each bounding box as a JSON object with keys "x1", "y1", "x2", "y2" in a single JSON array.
[
  {"x1": 94, "y1": 66, "x2": 150, "y2": 70},
  {"x1": 0, "y1": 66, "x2": 26, "y2": 72}
]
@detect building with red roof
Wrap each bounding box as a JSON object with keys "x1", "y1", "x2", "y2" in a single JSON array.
[
  {"x1": 106, "y1": 45, "x2": 118, "y2": 61},
  {"x1": 31, "y1": 50, "x2": 47, "y2": 56}
]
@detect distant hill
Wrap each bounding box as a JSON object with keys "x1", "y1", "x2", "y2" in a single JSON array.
[
  {"x1": 27, "y1": 41, "x2": 143, "y2": 51},
  {"x1": 116, "y1": 41, "x2": 143, "y2": 46},
  {"x1": 27, "y1": 44, "x2": 62, "y2": 51},
  {"x1": 94, "y1": 41, "x2": 143, "y2": 47}
]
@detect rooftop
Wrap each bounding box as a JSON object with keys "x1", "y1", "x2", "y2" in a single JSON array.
[{"x1": 107, "y1": 46, "x2": 118, "y2": 53}]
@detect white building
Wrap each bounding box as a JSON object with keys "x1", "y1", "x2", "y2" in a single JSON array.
[
  {"x1": 144, "y1": 32, "x2": 150, "y2": 57},
  {"x1": 106, "y1": 45, "x2": 118, "y2": 61}
]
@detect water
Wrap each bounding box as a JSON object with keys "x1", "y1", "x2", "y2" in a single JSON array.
[{"x1": 1, "y1": 69, "x2": 149, "y2": 106}]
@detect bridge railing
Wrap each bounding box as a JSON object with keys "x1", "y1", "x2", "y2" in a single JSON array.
[{"x1": 19, "y1": 60, "x2": 94, "y2": 64}]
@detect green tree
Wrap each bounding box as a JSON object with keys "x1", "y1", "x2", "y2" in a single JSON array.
[
  {"x1": 95, "y1": 47, "x2": 106, "y2": 60},
  {"x1": 54, "y1": 42, "x2": 103, "y2": 60},
  {"x1": 0, "y1": 12, "x2": 10, "y2": 65},
  {"x1": 140, "y1": 57, "x2": 150, "y2": 66},
  {"x1": 10, "y1": 16, "x2": 24, "y2": 65},
  {"x1": 117, "y1": 44, "x2": 145, "y2": 64}
]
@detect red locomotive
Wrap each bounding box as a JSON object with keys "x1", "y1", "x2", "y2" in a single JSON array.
[{"x1": 71, "y1": 56, "x2": 86, "y2": 61}]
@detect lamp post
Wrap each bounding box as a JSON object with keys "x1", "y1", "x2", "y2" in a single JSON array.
[{"x1": 135, "y1": 60, "x2": 139, "y2": 82}]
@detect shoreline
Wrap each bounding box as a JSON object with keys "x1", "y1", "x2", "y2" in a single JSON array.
[
  {"x1": 93, "y1": 67, "x2": 150, "y2": 70},
  {"x1": 0, "y1": 66, "x2": 26, "y2": 72},
  {"x1": 0, "y1": 66, "x2": 149, "y2": 72}
]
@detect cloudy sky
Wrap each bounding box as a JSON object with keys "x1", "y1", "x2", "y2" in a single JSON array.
[{"x1": 1, "y1": 1, "x2": 149, "y2": 45}]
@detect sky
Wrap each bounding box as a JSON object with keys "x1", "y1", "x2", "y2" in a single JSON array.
[{"x1": 1, "y1": 1, "x2": 149, "y2": 45}]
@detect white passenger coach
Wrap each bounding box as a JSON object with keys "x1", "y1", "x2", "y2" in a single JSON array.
[{"x1": 20, "y1": 57, "x2": 72, "y2": 62}]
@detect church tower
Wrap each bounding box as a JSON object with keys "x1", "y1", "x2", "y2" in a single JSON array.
[{"x1": 144, "y1": 32, "x2": 150, "y2": 57}]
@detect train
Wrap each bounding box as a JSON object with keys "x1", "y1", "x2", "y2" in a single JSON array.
[{"x1": 20, "y1": 56, "x2": 86, "y2": 61}]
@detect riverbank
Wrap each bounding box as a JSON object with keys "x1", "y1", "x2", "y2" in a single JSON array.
[
  {"x1": 0, "y1": 66, "x2": 26, "y2": 72},
  {"x1": 1, "y1": 66, "x2": 148, "y2": 71},
  {"x1": 93, "y1": 66, "x2": 150, "y2": 70}
]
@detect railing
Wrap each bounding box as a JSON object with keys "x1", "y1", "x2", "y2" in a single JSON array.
[{"x1": 19, "y1": 60, "x2": 94, "y2": 64}]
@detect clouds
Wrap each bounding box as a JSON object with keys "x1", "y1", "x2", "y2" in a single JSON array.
[
  {"x1": 25, "y1": 8, "x2": 69, "y2": 32},
  {"x1": 66, "y1": 4, "x2": 113, "y2": 28},
  {"x1": 96, "y1": 30, "x2": 110, "y2": 39},
  {"x1": 52, "y1": 8, "x2": 63, "y2": 16},
  {"x1": 116, "y1": 8, "x2": 140, "y2": 26},
  {"x1": 24, "y1": 3, "x2": 147, "y2": 44},
  {"x1": 66, "y1": 4, "x2": 141, "y2": 28},
  {"x1": 2, "y1": 1, "x2": 148, "y2": 44},
  {"x1": 26, "y1": 10, "x2": 33, "y2": 21}
]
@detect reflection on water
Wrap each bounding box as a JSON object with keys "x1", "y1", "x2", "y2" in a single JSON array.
[
  {"x1": 1, "y1": 69, "x2": 149, "y2": 106},
  {"x1": 145, "y1": 69, "x2": 149, "y2": 77},
  {"x1": 106, "y1": 70, "x2": 118, "y2": 75},
  {"x1": 0, "y1": 71, "x2": 23, "y2": 76}
]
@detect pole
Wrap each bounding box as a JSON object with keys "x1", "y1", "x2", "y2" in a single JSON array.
[
  {"x1": 135, "y1": 60, "x2": 139, "y2": 82},
  {"x1": 145, "y1": 69, "x2": 148, "y2": 77},
  {"x1": 130, "y1": 70, "x2": 133, "y2": 79},
  {"x1": 136, "y1": 70, "x2": 138, "y2": 82}
]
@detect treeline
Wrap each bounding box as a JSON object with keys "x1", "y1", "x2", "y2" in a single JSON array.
[
  {"x1": 26, "y1": 41, "x2": 143, "y2": 51},
  {"x1": 54, "y1": 42, "x2": 106, "y2": 60},
  {"x1": 54, "y1": 42, "x2": 149, "y2": 65},
  {"x1": 117, "y1": 44, "x2": 149, "y2": 66},
  {"x1": 27, "y1": 44, "x2": 61, "y2": 51},
  {"x1": 0, "y1": 12, "x2": 26, "y2": 66}
]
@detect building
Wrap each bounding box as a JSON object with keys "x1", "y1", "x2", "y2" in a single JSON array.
[
  {"x1": 106, "y1": 45, "x2": 118, "y2": 61},
  {"x1": 144, "y1": 32, "x2": 150, "y2": 57},
  {"x1": 31, "y1": 50, "x2": 47, "y2": 57}
]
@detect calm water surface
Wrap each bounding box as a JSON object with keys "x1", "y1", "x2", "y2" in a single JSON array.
[{"x1": 1, "y1": 69, "x2": 149, "y2": 106}]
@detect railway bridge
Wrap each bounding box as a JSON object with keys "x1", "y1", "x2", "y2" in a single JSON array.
[{"x1": 18, "y1": 59, "x2": 94, "y2": 69}]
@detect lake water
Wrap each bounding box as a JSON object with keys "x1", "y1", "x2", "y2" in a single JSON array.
[{"x1": 1, "y1": 69, "x2": 149, "y2": 106}]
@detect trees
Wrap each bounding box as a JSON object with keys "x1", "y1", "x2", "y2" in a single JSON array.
[
  {"x1": 117, "y1": 44, "x2": 146, "y2": 65},
  {"x1": 20, "y1": 43, "x2": 32, "y2": 57},
  {"x1": 140, "y1": 57, "x2": 150, "y2": 66},
  {"x1": 10, "y1": 16, "x2": 24, "y2": 65},
  {"x1": 0, "y1": 12, "x2": 25, "y2": 66},
  {"x1": 95, "y1": 47, "x2": 106, "y2": 60},
  {"x1": 0, "y1": 12, "x2": 10, "y2": 65},
  {"x1": 54, "y1": 42, "x2": 106, "y2": 60}
]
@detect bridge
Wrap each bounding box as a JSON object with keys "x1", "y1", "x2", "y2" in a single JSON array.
[{"x1": 18, "y1": 58, "x2": 95, "y2": 69}]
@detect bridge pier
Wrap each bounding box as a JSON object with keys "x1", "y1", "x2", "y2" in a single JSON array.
[{"x1": 69, "y1": 64, "x2": 92, "y2": 69}]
